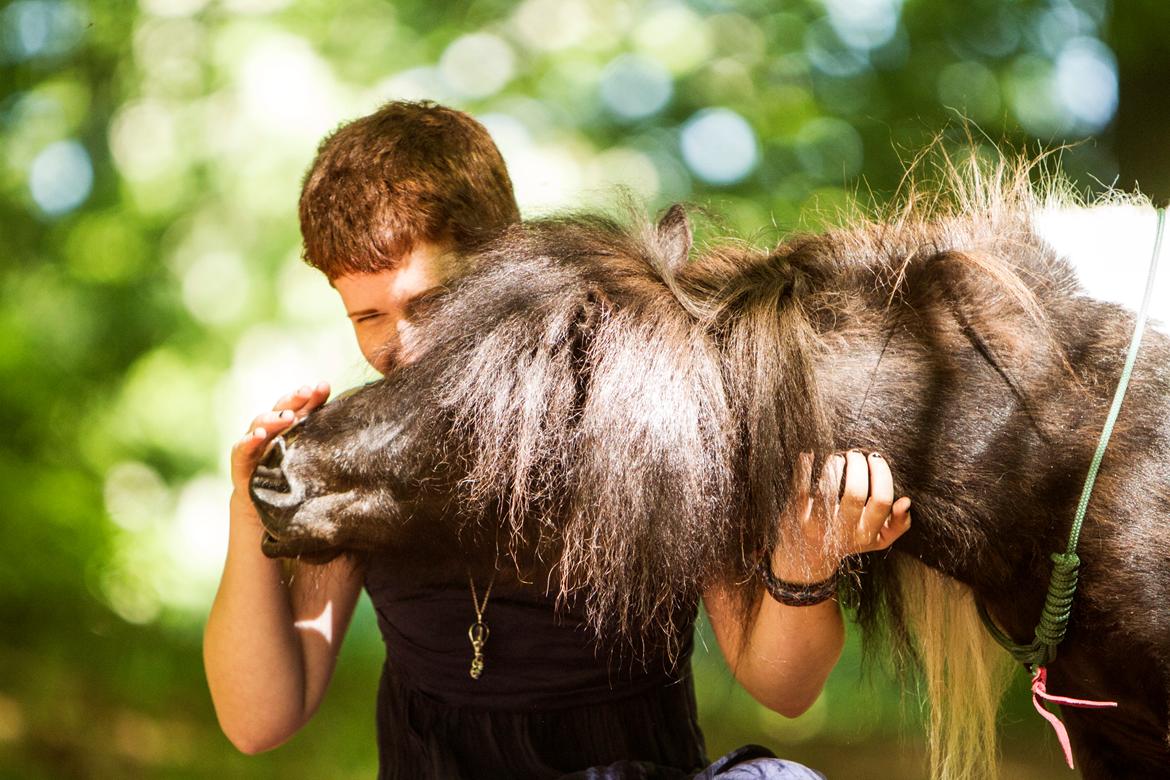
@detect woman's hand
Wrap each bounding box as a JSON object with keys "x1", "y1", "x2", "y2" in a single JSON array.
[
  {"x1": 230, "y1": 382, "x2": 331, "y2": 500},
  {"x1": 770, "y1": 450, "x2": 912, "y2": 583}
]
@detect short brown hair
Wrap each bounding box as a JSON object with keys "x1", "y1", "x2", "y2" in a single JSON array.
[{"x1": 298, "y1": 101, "x2": 520, "y2": 278}]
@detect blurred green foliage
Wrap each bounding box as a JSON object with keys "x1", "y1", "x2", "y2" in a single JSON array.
[{"x1": 2, "y1": 0, "x2": 1166, "y2": 776}]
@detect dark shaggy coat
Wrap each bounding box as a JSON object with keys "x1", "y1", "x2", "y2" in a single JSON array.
[{"x1": 251, "y1": 159, "x2": 1170, "y2": 778}]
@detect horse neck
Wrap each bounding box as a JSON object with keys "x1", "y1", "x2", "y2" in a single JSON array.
[{"x1": 815, "y1": 305, "x2": 1070, "y2": 628}]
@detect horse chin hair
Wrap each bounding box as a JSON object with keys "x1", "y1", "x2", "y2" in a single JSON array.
[{"x1": 896, "y1": 557, "x2": 1014, "y2": 780}]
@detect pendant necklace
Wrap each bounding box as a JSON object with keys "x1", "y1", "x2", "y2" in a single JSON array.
[{"x1": 467, "y1": 571, "x2": 495, "y2": 680}]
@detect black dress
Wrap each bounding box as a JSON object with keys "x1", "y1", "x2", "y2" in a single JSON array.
[{"x1": 364, "y1": 554, "x2": 709, "y2": 779}]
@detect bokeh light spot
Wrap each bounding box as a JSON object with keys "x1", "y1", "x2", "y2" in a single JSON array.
[
  {"x1": 133, "y1": 17, "x2": 207, "y2": 98},
  {"x1": 159, "y1": 475, "x2": 232, "y2": 611},
  {"x1": 105, "y1": 462, "x2": 172, "y2": 532},
  {"x1": 599, "y1": 54, "x2": 672, "y2": 121},
  {"x1": 439, "y1": 33, "x2": 515, "y2": 99},
  {"x1": 508, "y1": 142, "x2": 584, "y2": 212},
  {"x1": 101, "y1": 564, "x2": 162, "y2": 624},
  {"x1": 221, "y1": 0, "x2": 292, "y2": 13},
  {"x1": 823, "y1": 0, "x2": 902, "y2": 52},
  {"x1": 1032, "y1": 5, "x2": 1095, "y2": 58},
  {"x1": 805, "y1": 17, "x2": 869, "y2": 77},
  {"x1": 139, "y1": 0, "x2": 209, "y2": 18},
  {"x1": 236, "y1": 30, "x2": 339, "y2": 141},
  {"x1": 109, "y1": 100, "x2": 178, "y2": 181},
  {"x1": 1, "y1": 0, "x2": 84, "y2": 62},
  {"x1": 28, "y1": 139, "x2": 92, "y2": 215},
  {"x1": 680, "y1": 108, "x2": 759, "y2": 186},
  {"x1": 371, "y1": 66, "x2": 455, "y2": 105},
  {"x1": 584, "y1": 147, "x2": 660, "y2": 203},
  {"x1": 181, "y1": 250, "x2": 251, "y2": 327},
  {"x1": 634, "y1": 6, "x2": 713, "y2": 75},
  {"x1": 1008, "y1": 54, "x2": 1066, "y2": 137},
  {"x1": 512, "y1": 0, "x2": 592, "y2": 52},
  {"x1": 115, "y1": 348, "x2": 217, "y2": 459},
  {"x1": 1055, "y1": 37, "x2": 1117, "y2": 132}
]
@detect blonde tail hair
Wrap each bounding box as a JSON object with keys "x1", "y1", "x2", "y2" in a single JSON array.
[{"x1": 898, "y1": 558, "x2": 1015, "y2": 780}]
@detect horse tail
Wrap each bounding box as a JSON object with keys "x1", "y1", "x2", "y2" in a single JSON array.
[{"x1": 897, "y1": 558, "x2": 1014, "y2": 780}]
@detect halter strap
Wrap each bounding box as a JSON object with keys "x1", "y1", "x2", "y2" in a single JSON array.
[{"x1": 976, "y1": 206, "x2": 1165, "y2": 768}]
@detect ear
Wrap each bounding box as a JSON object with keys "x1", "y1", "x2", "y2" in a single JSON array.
[{"x1": 656, "y1": 204, "x2": 692, "y2": 274}]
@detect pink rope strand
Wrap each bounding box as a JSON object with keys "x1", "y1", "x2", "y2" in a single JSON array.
[{"x1": 1030, "y1": 666, "x2": 1118, "y2": 769}]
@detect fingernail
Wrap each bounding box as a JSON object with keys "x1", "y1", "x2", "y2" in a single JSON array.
[
  {"x1": 848, "y1": 448, "x2": 863, "y2": 455},
  {"x1": 298, "y1": 385, "x2": 311, "y2": 395},
  {"x1": 316, "y1": 381, "x2": 329, "y2": 392},
  {"x1": 253, "y1": 428, "x2": 267, "y2": 439},
  {"x1": 870, "y1": 452, "x2": 883, "y2": 460},
  {"x1": 280, "y1": 410, "x2": 294, "y2": 420}
]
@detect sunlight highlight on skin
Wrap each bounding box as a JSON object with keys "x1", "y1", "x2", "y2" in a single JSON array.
[{"x1": 294, "y1": 601, "x2": 334, "y2": 643}]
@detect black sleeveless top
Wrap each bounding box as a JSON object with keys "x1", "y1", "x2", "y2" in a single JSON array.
[{"x1": 364, "y1": 556, "x2": 708, "y2": 779}]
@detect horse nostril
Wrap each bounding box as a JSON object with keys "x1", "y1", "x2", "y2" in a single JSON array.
[
  {"x1": 259, "y1": 435, "x2": 287, "y2": 469},
  {"x1": 251, "y1": 464, "x2": 290, "y2": 493},
  {"x1": 251, "y1": 438, "x2": 295, "y2": 496}
]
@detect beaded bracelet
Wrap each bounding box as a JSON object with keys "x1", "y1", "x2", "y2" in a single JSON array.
[{"x1": 757, "y1": 558, "x2": 840, "y2": 607}]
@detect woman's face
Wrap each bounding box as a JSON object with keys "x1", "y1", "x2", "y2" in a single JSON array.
[{"x1": 332, "y1": 241, "x2": 449, "y2": 373}]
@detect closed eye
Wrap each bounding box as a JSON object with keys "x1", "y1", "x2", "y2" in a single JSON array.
[{"x1": 355, "y1": 313, "x2": 383, "y2": 323}]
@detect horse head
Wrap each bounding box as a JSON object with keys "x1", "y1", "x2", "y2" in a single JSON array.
[{"x1": 248, "y1": 375, "x2": 449, "y2": 564}]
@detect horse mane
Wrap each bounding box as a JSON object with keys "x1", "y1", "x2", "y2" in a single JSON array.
[
  {"x1": 674, "y1": 149, "x2": 1087, "y2": 779},
  {"x1": 402, "y1": 211, "x2": 739, "y2": 655}
]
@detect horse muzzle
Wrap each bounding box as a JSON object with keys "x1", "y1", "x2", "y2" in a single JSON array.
[{"x1": 249, "y1": 435, "x2": 312, "y2": 554}]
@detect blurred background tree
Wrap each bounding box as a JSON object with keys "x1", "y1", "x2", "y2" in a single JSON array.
[{"x1": 2, "y1": 0, "x2": 1165, "y2": 776}]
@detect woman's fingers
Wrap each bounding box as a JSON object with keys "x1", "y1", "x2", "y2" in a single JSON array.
[
  {"x1": 777, "y1": 449, "x2": 912, "y2": 572},
  {"x1": 298, "y1": 381, "x2": 331, "y2": 417},
  {"x1": 871, "y1": 497, "x2": 912, "y2": 550},
  {"x1": 857, "y1": 452, "x2": 894, "y2": 541},
  {"x1": 246, "y1": 408, "x2": 297, "y2": 438},
  {"x1": 271, "y1": 382, "x2": 332, "y2": 421},
  {"x1": 827, "y1": 450, "x2": 911, "y2": 554},
  {"x1": 838, "y1": 450, "x2": 869, "y2": 520}
]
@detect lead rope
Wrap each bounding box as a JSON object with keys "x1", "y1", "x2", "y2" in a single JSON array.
[{"x1": 976, "y1": 206, "x2": 1166, "y2": 769}]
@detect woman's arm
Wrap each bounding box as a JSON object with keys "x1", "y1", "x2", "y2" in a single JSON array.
[
  {"x1": 203, "y1": 384, "x2": 365, "y2": 754},
  {"x1": 702, "y1": 450, "x2": 911, "y2": 717}
]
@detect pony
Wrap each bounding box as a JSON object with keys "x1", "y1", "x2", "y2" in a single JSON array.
[{"x1": 249, "y1": 152, "x2": 1170, "y2": 778}]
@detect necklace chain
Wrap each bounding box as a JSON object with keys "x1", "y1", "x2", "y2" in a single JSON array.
[{"x1": 469, "y1": 573, "x2": 494, "y2": 619}]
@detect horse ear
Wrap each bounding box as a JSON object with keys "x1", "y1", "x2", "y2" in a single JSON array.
[{"x1": 656, "y1": 204, "x2": 692, "y2": 274}]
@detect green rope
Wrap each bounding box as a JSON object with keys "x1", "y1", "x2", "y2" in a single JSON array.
[{"x1": 978, "y1": 206, "x2": 1166, "y2": 668}]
